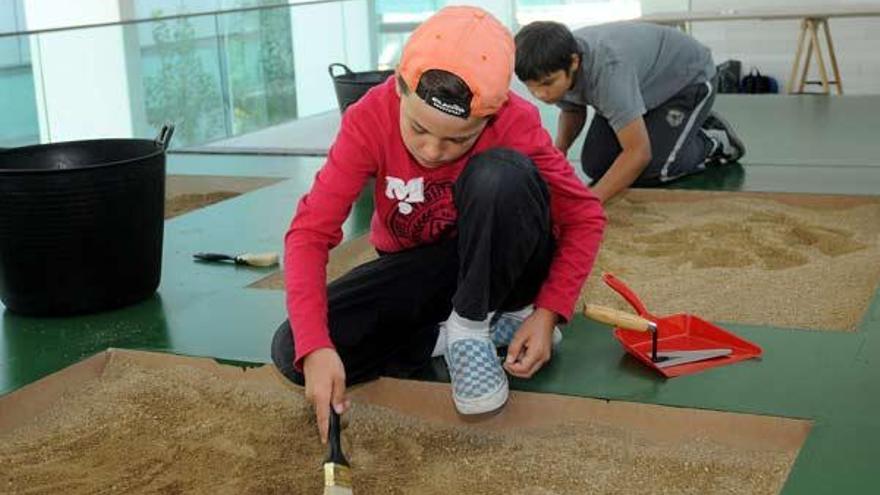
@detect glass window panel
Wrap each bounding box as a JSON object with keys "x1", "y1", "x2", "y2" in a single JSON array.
[
  {"x1": 0, "y1": 33, "x2": 38, "y2": 147},
  {"x1": 139, "y1": 13, "x2": 227, "y2": 146}
]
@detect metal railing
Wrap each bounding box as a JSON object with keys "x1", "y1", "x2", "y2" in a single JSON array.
[
  {"x1": 0, "y1": 1, "x2": 344, "y2": 38},
  {"x1": 0, "y1": 0, "x2": 377, "y2": 148}
]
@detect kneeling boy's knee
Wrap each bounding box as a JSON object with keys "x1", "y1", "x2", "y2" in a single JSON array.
[{"x1": 459, "y1": 148, "x2": 541, "y2": 197}]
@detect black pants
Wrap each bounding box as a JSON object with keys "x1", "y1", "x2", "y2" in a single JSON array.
[
  {"x1": 272, "y1": 148, "x2": 555, "y2": 386},
  {"x1": 581, "y1": 77, "x2": 717, "y2": 186}
]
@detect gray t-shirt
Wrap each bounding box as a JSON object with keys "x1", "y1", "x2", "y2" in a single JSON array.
[{"x1": 558, "y1": 22, "x2": 716, "y2": 132}]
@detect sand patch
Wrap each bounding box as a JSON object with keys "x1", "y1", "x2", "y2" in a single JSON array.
[
  {"x1": 165, "y1": 175, "x2": 281, "y2": 219},
  {"x1": 165, "y1": 191, "x2": 239, "y2": 219},
  {"x1": 0, "y1": 353, "x2": 798, "y2": 494}
]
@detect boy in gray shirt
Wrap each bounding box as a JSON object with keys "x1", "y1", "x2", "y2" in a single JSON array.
[{"x1": 515, "y1": 21, "x2": 744, "y2": 203}]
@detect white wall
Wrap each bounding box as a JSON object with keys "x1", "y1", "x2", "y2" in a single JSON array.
[
  {"x1": 24, "y1": 0, "x2": 143, "y2": 142},
  {"x1": 23, "y1": 0, "x2": 125, "y2": 30},
  {"x1": 604, "y1": 0, "x2": 880, "y2": 94},
  {"x1": 447, "y1": 0, "x2": 516, "y2": 27},
  {"x1": 290, "y1": 0, "x2": 372, "y2": 117},
  {"x1": 641, "y1": 0, "x2": 688, "y2": 15},
  {"x1": 681, "y1": 0, "x2": 880, "y2": 94}
]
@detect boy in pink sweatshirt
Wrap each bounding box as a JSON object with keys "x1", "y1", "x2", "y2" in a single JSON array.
[{"x1": 272, "y1": 6, "x2": 606, "y2": 443}]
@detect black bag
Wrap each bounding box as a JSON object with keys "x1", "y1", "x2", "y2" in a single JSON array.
[
  {"x1": 740, "y1": 69, "x2": 778, "y2": 94},
  {"x1": 716, "y1": 60, "x2": 741, "y2": 94}
]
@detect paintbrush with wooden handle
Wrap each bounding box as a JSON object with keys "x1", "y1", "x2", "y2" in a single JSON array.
[
  {"x1": 323, "y1": 409, "x2": 353, "y2": 494},
  {"x1": 192, "y1": 251, "x2": 279, "y2": 267}
]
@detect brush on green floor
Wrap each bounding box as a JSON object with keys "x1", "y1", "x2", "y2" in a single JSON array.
[
  {"x1": 323, "y1": 409, "x2": 353, "y2": 494},
  {"x1": 192, "y1": 251, "x2": 279, "y2": 267}
]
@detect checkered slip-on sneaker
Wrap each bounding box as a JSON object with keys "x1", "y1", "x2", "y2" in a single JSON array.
[
  {"x1": 444, "y1": 323, "x2": 509, "y2": 415},
  {"x1": 490, "y1": 305, "x2": 563, "y2": 349}
]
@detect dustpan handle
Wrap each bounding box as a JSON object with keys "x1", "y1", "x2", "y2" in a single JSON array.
[
  {"x1": 602, "y1": 273, "x2": 654, "y2": 319},
  {"x1": 584, "y1": 305, "x2": 655, "y2": 332}
]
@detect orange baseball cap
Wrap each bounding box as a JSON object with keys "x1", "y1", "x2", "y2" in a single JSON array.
[{"x1": 398, "y1": 6, "x2": 514, "y2": 118}]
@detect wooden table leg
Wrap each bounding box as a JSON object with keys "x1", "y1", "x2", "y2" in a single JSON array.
[
  {"x1": 787, "y1": 19, "x2": 808, "y2": 94},
  {"x1": 798, "y1": 19, "x2": 815, "y2": 93},
  {"x1": 806, "y1": 18, "x2": 831, "y2": 94},
  {"x1": 821, "y1": 18, "x2": 844, "y2": 95}
]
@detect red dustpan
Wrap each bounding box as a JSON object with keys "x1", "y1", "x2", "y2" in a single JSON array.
[{"x1": 585, "y1": 273, "x2": 763, "y2": 378}]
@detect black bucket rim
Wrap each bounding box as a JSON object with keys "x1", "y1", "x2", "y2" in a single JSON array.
[
  {"x1": 0, "y1": 138, "x2": 166, "y2": 176},
  {"x1": 329, "y1": 63, "x2": 394, "y2": 83}
]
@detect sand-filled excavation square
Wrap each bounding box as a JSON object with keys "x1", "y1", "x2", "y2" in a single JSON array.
[
  {"x1": 255, "y1": 189, "x2": 880, "y2": 331},
  {"x1": 165, "y1": 175, "x2": 281, "y2": 219},
  {"x1": 0, "y1": 350, "x2": 809, "y2": 494},
  {"x1": 584, "y1": 190, "x2": 880, "y2": 331}
]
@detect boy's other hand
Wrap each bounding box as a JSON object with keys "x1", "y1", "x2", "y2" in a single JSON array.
[
  {"x1": 302, "y1": 348, "x2": 350, "y2": 444},
  {"x1": 503, "y1": 308, "x2": 557, "y2": 378}
]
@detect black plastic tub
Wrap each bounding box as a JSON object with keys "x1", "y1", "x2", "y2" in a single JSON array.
[
  {"x1": 0, "y1": 125, "x2": 174, "y2": 316},
  {"x1": 329, "y1": 63, "x2": 394, "y2": 113}
]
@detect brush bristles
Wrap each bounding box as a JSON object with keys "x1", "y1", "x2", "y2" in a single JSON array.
[
  {"x1": 237, "y1": 252, "x2": 279, "y2": 267},
  {"x1": 324, "y1": 462, "x2": 352, "y2": 491},
  {"x1": 323, "y1": 485, "x2": 354, "y2": 495}
]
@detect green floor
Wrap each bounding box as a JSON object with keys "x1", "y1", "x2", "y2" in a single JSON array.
[{"x1": 2, "y1": 95, "x2": 880, "y2": 493}]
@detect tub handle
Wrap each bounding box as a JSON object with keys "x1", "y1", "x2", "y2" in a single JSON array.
[
  {"x1": 328, "y1": 63, "x2": 353, "y2": 79},
  {"x1": 155, "y1": 122, "x2": 175, "y2": 151}
]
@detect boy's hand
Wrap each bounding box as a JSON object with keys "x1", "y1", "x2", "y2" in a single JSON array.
[
  {"x1": 302, "y1": 348, "x2": 350, "y2": 444},
  {"x1": 503, "y1": 308, "x2": 557, "y2": 379}
]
